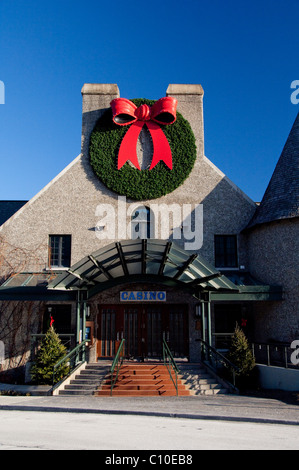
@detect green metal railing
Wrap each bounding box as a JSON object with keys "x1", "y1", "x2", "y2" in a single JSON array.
[
  {"x1": 52, "y1": 341, "x2": 86, "y2": 389},
  {"x1": 163, "y1": 338, "x2": 179, "y2": 396},
  {"x1": 110, "y1": 339, "x2": 125, "y2": 396},
  {"x1": 197, "y1": 338, "x2": 239, "y2": 390},
  {"x1": 250, "y1": 341, "x2": 297, "y2": 369}
]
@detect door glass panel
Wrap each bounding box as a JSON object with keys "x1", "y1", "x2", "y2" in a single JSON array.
[
  {"x1": 169, "y1": 311, "x2": 184, "y2": 357},
  {"x1": 100, "y1": 308, "x2": 116, "y2": 357},
  {"x1": 147, "y1": 307, "x2": 162, "y2": 357},
  {"x1": 124, "y1": 308, "x2": 138, "y2": 357},
  {"x1": 168, "y1": 306, "x2": 188, "y2": 358}
]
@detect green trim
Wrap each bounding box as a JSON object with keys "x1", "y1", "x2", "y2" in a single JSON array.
[
  {"x1": 89, "y1": 99, "x2": 197, "y2": 200},
  {"x1": 0, "y1": 286, "x2": 77, "y2": 301},
  {"x1": 210, "y1": 286, "x2": 283, "y2": 302},
  {"x1": 86, "y1": 274, "x2": 188, "y2": 299}
]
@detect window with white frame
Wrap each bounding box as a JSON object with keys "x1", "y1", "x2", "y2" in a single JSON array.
[{"x1": 48, "y1": 235, "x2": 71, "y2": 268}]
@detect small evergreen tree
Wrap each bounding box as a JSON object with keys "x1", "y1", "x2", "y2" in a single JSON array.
[
  {"x1": 30, "y1": 327, "x2": 69, "y2": 385},
  {"x1": 227, "y1": 324, "x2": 256, "y2": 389}
]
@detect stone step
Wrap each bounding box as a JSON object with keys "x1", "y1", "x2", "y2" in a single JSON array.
[
  {"x1": 94, "y1": 389, "x2": 190, "y2": 397},
  {"x1": 101, "y1": 382, "x2": 186, "y2": 391},
  {"x1": 113, "y1": 367, "x2": 177, "y2": 372},
  {"x1": 80, "y1": 369, "x2": 110, "y2": 375},
  {"x1": 65, "y1": 383, "x2": 99, "y2": 390},
  {"x1": 71, "y1": 378, "x2": 107, "y2": 385},
  {"x1": 58, "y1": 362, "x2": 111, "y2": 396},
  {"x1": 193, "y1": 388, "x2": 228, "y2": 395},
  {"x1": 59, "y1": 389, "x2": 96, "y2": 396},
  {"x1": 58, "y1": 361, "x2": 229, "y2": 397},
  {"x1": 104, "y1": 378, "x2": 183, "y2": 385}
]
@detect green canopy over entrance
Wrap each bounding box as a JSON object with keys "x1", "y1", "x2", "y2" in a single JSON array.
[
  {"x1": 0, "y1": 240, "x2": 282, "y2": 301},
  {"x1": 48, "y1": 239, "x2": 239, "y2": 298}
]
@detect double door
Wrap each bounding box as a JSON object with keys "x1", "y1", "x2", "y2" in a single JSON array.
[{"x1": 97, "y1": 304, "x2": 188, "y2": 360}]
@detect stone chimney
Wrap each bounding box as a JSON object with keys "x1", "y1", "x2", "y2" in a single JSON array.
[
  {"x1": 166, "y1": 84, "x2": 204, "y2": 158},
  {"x1": 81, "y1": 83, "x2": 120, "y2": 159}
]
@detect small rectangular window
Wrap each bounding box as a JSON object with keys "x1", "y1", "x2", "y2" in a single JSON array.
[
  {"x1": 214, "y1": 235, "x2": 238, "y2": 268},
  {"x1": 48, "y1": 235, "x2": 71, "y2": 268}
]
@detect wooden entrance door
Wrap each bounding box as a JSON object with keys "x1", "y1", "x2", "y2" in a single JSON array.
[
  {"x1": 97, "y1": 305, "x2": 124, "y2": 358},
  {"x1": 145, "y1": 304, "x2": 189, "y2": 358},
  {"x1": 97, "y1": 304, "x2": 188, "y2": 359},
  {"x1": 97, "y1": 305, "x2": 141, "y2": 359}
]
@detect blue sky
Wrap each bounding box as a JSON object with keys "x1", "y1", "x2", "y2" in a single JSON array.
[{"x1": 0, "y1": 0, "x2": 298, "y2": 202}]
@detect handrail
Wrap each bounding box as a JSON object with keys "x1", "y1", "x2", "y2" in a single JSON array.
[
  {"x1": 163, "y1": 339, "x2": 179, "y2": 396},
  {"x1": 110, "y1": 339, "x2": 125, "y2": 396},
  {"x1": 52, "y1": 341, "x2": 86, "y2": 388},
  {"x1": 250, "y1": 341, "x2": 297, "y2": 369},
  {"x1": 196, "y1": 338, "x2": 239, "y2": 390}
]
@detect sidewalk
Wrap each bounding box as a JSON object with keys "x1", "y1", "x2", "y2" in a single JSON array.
[{"x1": 0, "y1": 385, "x2": 299, "y2": 426}]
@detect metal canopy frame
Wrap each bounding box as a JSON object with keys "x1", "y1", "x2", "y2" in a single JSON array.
[
  {"x1": 48, "y1": 239, "x2": 242, "y2": 299},
  {"x1": 0, "y1": 240, "x2": 283, "y2": 302}
]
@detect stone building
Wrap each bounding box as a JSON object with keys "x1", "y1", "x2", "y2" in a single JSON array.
[{"x1": 0, "y1": 83, "x2": 297, "y2": 383}]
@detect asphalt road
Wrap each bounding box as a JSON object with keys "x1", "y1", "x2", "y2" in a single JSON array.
[{"x1": 0, "y1": 409, "x2": 298, "y2": 450}]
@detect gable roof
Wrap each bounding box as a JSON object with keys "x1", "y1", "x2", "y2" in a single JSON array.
[
  {"x1": 0, "y1": 201, "x2": 28, "y2": 226},
  {"x1": 247, "y1": 112, "x2": 299, "y2": 229}
]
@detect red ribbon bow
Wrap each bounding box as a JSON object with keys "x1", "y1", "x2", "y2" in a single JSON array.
[{"x1": 110, "y1": 97, "x2": 177, "y2": 170}]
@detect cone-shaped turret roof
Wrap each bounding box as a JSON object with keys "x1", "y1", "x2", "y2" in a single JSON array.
[{"x1": 247, "y1": 112, "x2": 299, "y2": 229}]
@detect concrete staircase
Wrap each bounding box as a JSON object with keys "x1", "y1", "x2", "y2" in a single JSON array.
[
  {"x1": 57, "y1": 361, "x2": 229, "y2": 396},
  {"x1": 58, "y1": 362, "x2": 111, "y2": 396},
  {"x1": 95, "y1": 363, "x2": 190, "y2": 397},
  {"x1": 178, "y1": 363, "x2": 229, "y2": 395}
]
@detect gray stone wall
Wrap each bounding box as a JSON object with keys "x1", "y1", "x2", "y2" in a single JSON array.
[{"x1": 247, "y1": 218, "x2": 299, "y2": 342}]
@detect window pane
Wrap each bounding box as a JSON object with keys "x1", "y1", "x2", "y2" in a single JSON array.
[
  {"x1": 50, "y1": 236, "x2": 60, "y2": 266},
  {"x1": 131, "y1": 206, "x2": 152, "y2": 239},
  {"x1": 49, "y1": 235, "x2": 71, "y2": 267},
  {"x1": 215, "y1": 236, "x2": 226, "y2": 267},
  {"x1": 214, "y1": 235, "x2": 237, "y2": 267},
  {"x1": 226, "y1": 236, "x2": 237, "y2": 267},
  {"x1": 61, "y1": 236, "x2": 71, "y2": 267}
]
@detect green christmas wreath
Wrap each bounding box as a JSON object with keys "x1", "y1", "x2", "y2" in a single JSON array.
[{"x1": 89, "y1": 98, "x2": 197, "y2": 200}]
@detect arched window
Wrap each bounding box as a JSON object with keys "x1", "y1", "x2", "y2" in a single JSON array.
[{"x1": 131, "y1": 206, "x2": 154, "y2": 239}]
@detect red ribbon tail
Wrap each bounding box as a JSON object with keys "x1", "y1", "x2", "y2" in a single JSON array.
[
  {"x1": 147, "y1": 122, "x2": 173, "y2": 170},
  {"x1": 118, "y1": 122, "x2": 143, "y2": 170}
]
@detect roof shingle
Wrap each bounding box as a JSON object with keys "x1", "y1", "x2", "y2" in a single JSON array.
[
  {"x1": 0, "y1": 201, "x2": 28, "y2": 226},
  {"x1": 247, "y1": 112, "x2": 299, "y2": 229}
]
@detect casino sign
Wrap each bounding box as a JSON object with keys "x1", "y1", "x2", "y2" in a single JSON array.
[{"x1": 120, "y1": 291, "x2": 166, "y2": 302}]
